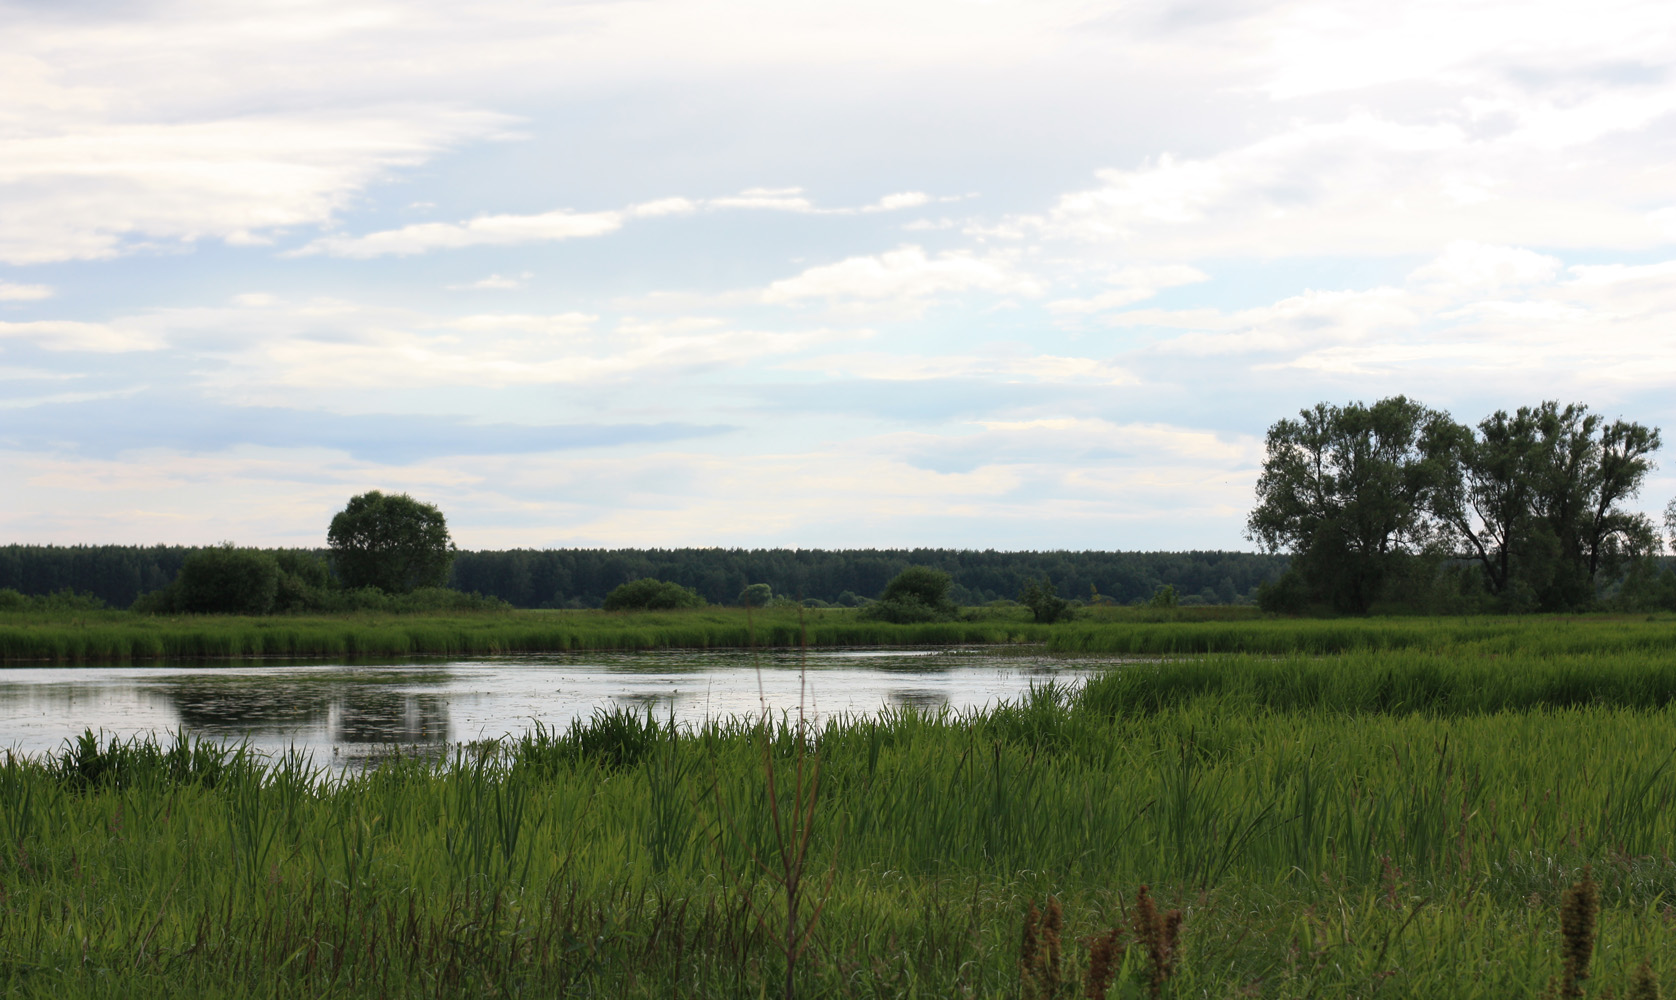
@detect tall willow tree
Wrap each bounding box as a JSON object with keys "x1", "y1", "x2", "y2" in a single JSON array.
[
  {"x1": 1436, "y1": 402, "x2": 1660, "y2": 611},
  {"x1": 1246, "y1": 397, "x2": 1459, "y2": 613}
]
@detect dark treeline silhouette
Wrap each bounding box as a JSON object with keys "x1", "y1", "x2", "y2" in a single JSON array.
[
  {"x1": 0, "y1": 544, "x2": 1287, "y2": 610},
  {"x1": 0, "y1": 545, "x2": 191, "y2": 608},
  {"x1": 451, "y1": 548, "x2": 1286, "y2": 608}
]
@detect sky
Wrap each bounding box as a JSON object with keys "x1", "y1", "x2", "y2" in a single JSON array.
[{"x1": 3, "y1": 0, "x2": 1675, "y2": 552}]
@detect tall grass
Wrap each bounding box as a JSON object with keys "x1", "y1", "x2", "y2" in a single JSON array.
[
  {"x1": 4, "y1": 643, "x2": 1676, "y2": 996},
  {"x1": 11, "y1": 604, "x2": 1676, "y2": 663},
  {"x1": 1050, "y1": 613, "x2": 1676, "y2": 656},
  {"x1": 0, "y1": 606, "x2": 1047, "y2": 662}
]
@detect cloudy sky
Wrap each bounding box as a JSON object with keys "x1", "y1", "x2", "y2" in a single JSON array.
[{"x1": 4, "y1": 0, "x2": 1675, "y2": 551}]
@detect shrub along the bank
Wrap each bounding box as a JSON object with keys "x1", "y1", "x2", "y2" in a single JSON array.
[
  {"x1": 132, "y1": 546, "x2": 506, "y2": 616},
  {"x1": 602, "y1": 577, "x2": 707, "y2": 611},
  {"x1": 859, "y1": 565, "x2": 960, "y2": 623}
]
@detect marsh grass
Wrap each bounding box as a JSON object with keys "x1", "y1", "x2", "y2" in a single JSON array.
[
  {"x1": 10, "y1": 603, "x2": 1676, "y2": 665},
  {"x1": 5, "y1": 636, "x2": 1676, "y2": 995},
  {"x1": 0, "y1": 606, "x2": 1045, "y2": 663}
]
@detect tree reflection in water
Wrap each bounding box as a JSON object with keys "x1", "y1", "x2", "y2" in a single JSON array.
[{"x1": 163, "y1": 673, "x2": 451, "y2": 748}]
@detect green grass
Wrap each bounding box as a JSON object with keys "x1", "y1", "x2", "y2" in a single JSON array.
[
  {"x1": 10, "y1": 602, "x2": 1676, "y2": 664},
  {"x1": 4, "y1": 637, "x2": 1676, "y2": 997},
  {"x1": 0, "y1": 606, "x2": 1049, "y2": 663}
]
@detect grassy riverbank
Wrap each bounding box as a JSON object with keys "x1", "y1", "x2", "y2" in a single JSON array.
[
  {"x1": 0, "y1": 606, "x2": 1051, "y2": 662},
  {"x1": 8, "y1": 602, "x2": 1676, "y2": 663},
  {"x1": 5, "y1": 637, "x2": 1676, "y2": 997}
]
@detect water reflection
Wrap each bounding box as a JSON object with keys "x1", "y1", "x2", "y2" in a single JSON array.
[
  {"x1": 0, "y1": 647, "x2": 1115, "y2": 764},
  {"x1": 334, "y1": 691, "x2": 449, "y2": 746},
  {"x1": 609, "y1": 691, "x2": 679, "y2": 716},
  {"x1": 161, "y1": 674, "x2": 452, "y2": 747},
  {"x1": 885, "y1": 688, "x2": 948, "y2": 709}
]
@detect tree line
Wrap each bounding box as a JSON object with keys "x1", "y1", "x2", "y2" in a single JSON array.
[
  {"x1": 1248, "y1": 397, "x2": 1673, "y2": 614},
  {"x1": 0, "y1": 543, "x2": 1286, "y2": 611}
]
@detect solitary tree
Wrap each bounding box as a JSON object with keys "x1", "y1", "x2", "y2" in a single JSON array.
[
  {"x1": 327, "y1": 491, "x2": 455, "y2": 594},
  {"x1": 1246, "y1": 397, "x2": 1458, "y2": 613}
]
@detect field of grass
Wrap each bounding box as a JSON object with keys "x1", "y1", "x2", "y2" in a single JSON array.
[
  {"x1": 0, "y1": 606, "x2": 1053, "y2": 663},
  {"x1": 5, "y1": 626, "x2": 1676, "y2": 997},
  {"x1": 8, "y1": 600, "x2": 1676, "y2": 664}
]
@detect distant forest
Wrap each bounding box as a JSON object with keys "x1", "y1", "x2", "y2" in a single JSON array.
[{"x1": 0, "y1": 545, "x2": 1288, "y2": 610}]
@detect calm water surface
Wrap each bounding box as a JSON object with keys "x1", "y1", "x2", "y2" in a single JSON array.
[{"x1": 0, "y1": 647, "x2": 1112, "y2": 766}]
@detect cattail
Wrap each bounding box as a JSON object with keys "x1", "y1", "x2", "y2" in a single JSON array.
[
  {"x1": 1630, "y1": 959, "x2": 1662, "y2": 1000},
  {"x1": 1557, "y1": 870, "x2": 1600, "y2": 999},
  {"x1": 1132, "y1": 885, "x2": 1184, "y2": 999},
  {"x1": 1021, "y1": 903, "x2": 1042, "y2": 1000},
  {"x1": 1044, "y1": 897, "x2": 1065, "y2": 996},
  {"x1": 1083, "y1": 926, "x2": 1125, "y2": 1000},
  {"x1": 1161, "y1": 908, "x2": 1183, "y2": 981}
]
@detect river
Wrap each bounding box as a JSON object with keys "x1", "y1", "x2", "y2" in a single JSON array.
[{"x1": 0, "y1": 646, "x2": 1112, "y2": 766}]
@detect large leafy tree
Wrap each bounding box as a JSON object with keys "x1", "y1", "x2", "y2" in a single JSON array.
[
  {"x1": 327, "y1": 491, "x2": 456, "y2": 594},
  {"x1": 1246, "y1": 397, "x2": 1458, "y2": 613},
  {"x1": 1437, "y1": 402, "x2": 1659, "y2": 610}
]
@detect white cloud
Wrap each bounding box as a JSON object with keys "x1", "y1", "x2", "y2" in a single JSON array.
[
  {"x1": 0, "y1": 320, "x2": 164, "y2": 352},
  {"x1": 864, "y1": 192, "x2": 932, "y2": 212},
  {"x1": 1018, "y1": 109, "x2": 1675, "y2": 257},
  {"x1": 1116, "y1": 251, "x2": 1676, "y2": 401},
  {"x1": 447, "y1": 272, "x2": 533, "y2": 291},
  {"x1": 0, "y1": 282, "x2": 53, "y2": 301},
  {"x1": 762, "y1": 245, "x2": 1041, "y2": 311},
  {"x1": 708, "y1": 188, "x2": 818, "y2": 212},
  {"x1": 628, "y1": 198, "x2": 701, "y2": 219},
  {"x1": 1130, "y1": 287, "x2": 1420, "y2": 357},
  {"x1": 1256, "y1": 0, "x2": 1676, "y2": 101},
  {"x1": 0, "y1": 110, "x2": 508, "y2": 264},
  {"x1": 1407, "y1": 242, "x2": 1563, "y2": 294},
  {"x1": 783, "y1": 352, "x2": 1131, "y2": 384},
  {"x1": 1047, "y1": 264, "x2": 1208, "y2": 316},
  {"x1": 297, "y1": 188, "x2": 954, "y2": 257},
  {"x1": 970, "y1": 418, "x2": 1260, "y2": 466},
  {"x1": 52, "y1": 298, "x2": 853, "y2": 394},
  {"x1": 293, "y1": 209, "x2": 624, "y2": 258}
]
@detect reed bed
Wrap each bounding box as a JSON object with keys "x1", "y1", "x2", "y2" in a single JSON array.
[
  {"x1": 0, "y1": 607, "x2": 1045, "y2": 663},
  {"x1": 1049, "y1": 614, "x2": 1676, "y2": 657},
  {"x1": 4, "y1": 644, "x2": 1676, "y2": 997},
  {"x1": 10, "y1": 604, "x2": 1676, "y2": 664}
]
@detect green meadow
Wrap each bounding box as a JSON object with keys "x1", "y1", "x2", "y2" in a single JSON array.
[
  {"x1": 5, "y1": 618, "x2": 1676, "y2": 996},
  {"x1": 0, "y1": 605, "x2": 1052, "y2": 662},
  {"x1": 7, "y1": 601, "x2": 1676, "y2": 663}
]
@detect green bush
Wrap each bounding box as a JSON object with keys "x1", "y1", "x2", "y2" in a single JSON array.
[
  {"x1": 737, "y1": 583, "x2": 773, "y2": 607},
  {"x1": 0, "y1": 587, "x2": 108, "y2": 612},
  {"x1": 1018, "y1": 576, "x2": 1072, "y2": 624},
  {"x1": 274, "y1": 551, "x2": 332, "y2": 612},
  {"x1": 1255, "y1": 568, "x2": 1311, "y2": 615},
  {"x1": 860, "y1": 566, "x2": 959, "y2": 623},
  {"x1": 173, "y1": 544, "x2": 281, "y2": 615},
  {"x1": 602, "y1": 578, "x2": 707, "y2": 611}
]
